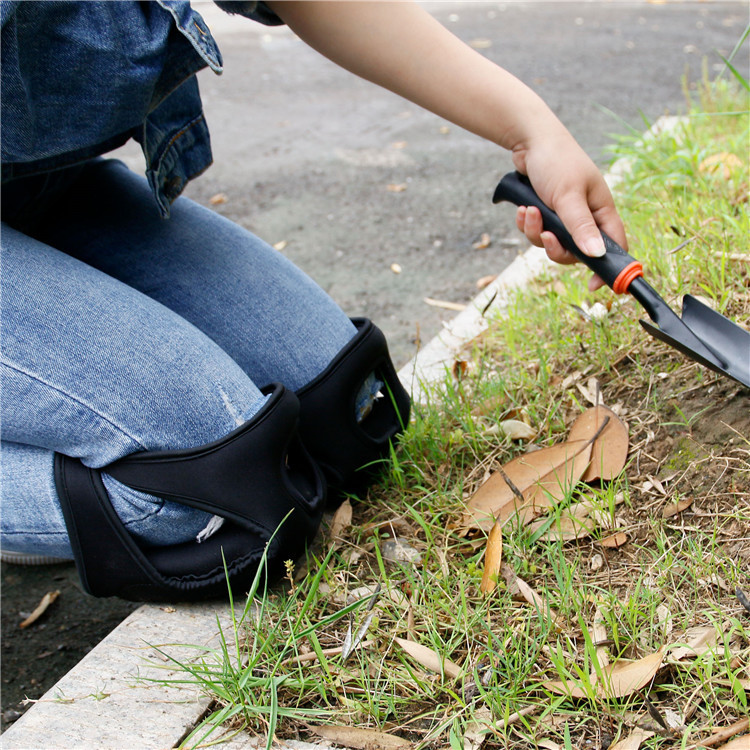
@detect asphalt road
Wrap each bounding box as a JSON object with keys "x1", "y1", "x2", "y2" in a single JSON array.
[
  {"x1": 181, "y1": 0, "x2": 748, "y2": 365},
  {"x1": 2, "y1": 0, "x2": 748, "y2": 731}
]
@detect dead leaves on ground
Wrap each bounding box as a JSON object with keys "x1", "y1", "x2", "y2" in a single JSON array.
[{"x1": 459, "y1": 404, "x2": 629, "y2": 538}]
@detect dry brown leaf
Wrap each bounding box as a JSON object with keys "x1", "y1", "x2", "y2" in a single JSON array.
[
  {"x1": 472, "y1": 232, "x2": 492, "y2": 250},
  {"x1": 480, "y1": 521, "x2": 503, "y2": 594},
  {"x1": 593, "y1": 605, "x2": 610, "y2": 671},
  {"x1": 476, "y1": 274, "x2": 497, "y2": 289},
  {"x1": 310, "y1": 725, "x2": 411, "y2": 749},
  {"x1": 498, "y1": 419, "x2": 536, "y2": 441},
  {"x1": 470, "y1": 394, "x2": 506, "y2": 416},
  {"x1": 600, "y1": 531, "x2": 628, "y2": 548},
  {"x1": 515, "y1": 576, "x2": 561, "y2": 625},
  {"x1": 529, "y1": 501, "x2": 596, "y2": 542},
  {"x1": 19, "y1": 590, "x2": 60, "y2": 629},
  {"x1": 208, "y1": 192, "x2": 227, "y2": 205},
  {"x1": 545, "y1": 647, "x2": 665, "y2": 699},
  {"x1": 568, "y1": 405, "x2": 629, "y2": 481},
  {"x1": 600, "y1": 647, "x2": 665, "y2": 698},
  {"x1": 394, "y1": 637, "x2": 462, "y2": 679},
  {"x1": 699, "y1": 152, "x2": 743, "y2": 180},
  {"x1": 662, "y1": 496, "x2": 693, "y2": 519},
  {"x1": 670, "y1": 624, "x2": 722, "y2": 661},
  {"x1": 715, "y1": 734, "x2": 750, "y2": 750},
  {"x1": 610, "y1": 727, "x2": 656, "y2": 750},
  {"x1": 460, "y1": 439, "x2": 593, "y2": 533},
  {"x1": 328, "y1": 499, "x2": 353, "y2": 542}
]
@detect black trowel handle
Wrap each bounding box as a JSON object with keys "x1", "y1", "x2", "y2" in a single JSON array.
[{"x1": 493, "y1": 171, "x2": 643, "y2": 294}]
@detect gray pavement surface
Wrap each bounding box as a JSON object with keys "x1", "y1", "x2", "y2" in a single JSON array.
[{"x1": 2, "y1": 0, "x2": 748, "y2": 736}]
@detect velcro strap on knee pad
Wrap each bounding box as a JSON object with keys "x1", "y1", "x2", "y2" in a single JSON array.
[
  {"x1": 296, "y1": 317, "x2": 410, "y2": 493},
  {"x1": 54, "y1": 384, "x2": 326, "y2": 601}
]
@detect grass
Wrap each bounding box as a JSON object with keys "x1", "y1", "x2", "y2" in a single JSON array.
[{"x1": 161, "y1": 73, "x2": 749, "y2": 750}]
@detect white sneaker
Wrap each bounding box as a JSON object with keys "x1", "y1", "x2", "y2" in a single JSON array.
[{"x1": 0, "y1": 550, "x2": 71, "y2": 565}]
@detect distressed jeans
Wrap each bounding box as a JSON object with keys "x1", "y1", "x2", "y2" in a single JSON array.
[{"x1": 1, "y1": 159, "x2": 361, "y2": 558}]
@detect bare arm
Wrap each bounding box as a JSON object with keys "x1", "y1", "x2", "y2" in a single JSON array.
[{"x1": 266, "y1": 0, "x2": 626, "y2": 282}]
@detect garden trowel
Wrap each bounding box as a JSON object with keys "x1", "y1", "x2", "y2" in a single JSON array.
[{"x1": 493, "y1": 171, "x2": 750, "y2": 389}]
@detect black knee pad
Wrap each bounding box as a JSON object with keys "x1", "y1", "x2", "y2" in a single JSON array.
[
  {"x1": 296, "y1": 318, "x2": 410, "y2": 497},
  {"x1": 54, "y1": 384, "x2": 326, "y2": 601}
]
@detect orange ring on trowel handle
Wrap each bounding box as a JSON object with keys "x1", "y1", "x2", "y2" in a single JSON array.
[{"x1": 612, "y1": 261, "x2": 644, "y2": 294}]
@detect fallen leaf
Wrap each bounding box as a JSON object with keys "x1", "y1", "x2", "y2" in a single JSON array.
[
  {"x1": 394, "y1": 637, "x2": 462, "y2": 679},
  {"x1": 610, "y1": 727, "x2": 655, "y2": 750},
  {"x1": 272, "y1": 239, "x2": 287, "y2": 251},
  {"x1": 670, "y1": 624, "x2": 721, "y2": 661},
  {"x1": 470, "y1": 394, "x2": 506, "y2": 416},
  {"x1": 497, "y1": 419, "x2": 537, "y2": 441},
  {"x1": 515, "y1": 576, "x2": 561, "y2": 626},
  {"x1": 545, "y1": 647, "x2": 665, "y2": 699},
  {"x1": 593, "y1": 605, "x2": 610, "y2": 670},
  {"x1": 328, "y1": 499, "x2": 352, "y2": 542},
  {"x1": 600, "y1": 531, "x2": 628, "y2": 548},
  {"x1": 209, "y1": 192, "x2": 227, "y2": 205},
  {"x1": 480, "y1": 521, "x2": 503, "y2": 594},
  {"x1": 575, "y1": 376, "x2": 603, "y2": 406},
  {"x1": 460, "y1": 439, "x2": 593, "y2": 533},
  {"x1": 310, "y1": 725, "x2": 411, "y2": 749},
  {"x1": 464, "y1": 706, "x2": 493, "y2": 750},
  {"x1": 387, "y1": 183, "x2": 407, "y2": 192},
  {"x1": 472, "y1": 233, "x2": 492, "y2": 250},
  {"x1": 452, "y1": 359, "x2": 469, "y2": 381},
  {"x1": 476, "y1": 274, "x2": 497, "y2": 289},
  {"x1": 699, "y1": 152, "x2": 743, "y2": 180},
  {"x1": 568, "y1": 405, "x2": 629, "y2": 481},
  {"x1": 20, "y1": 590, "x2": 60, "y2": 629},
  {"x1": 529, "y1": 501, "x2": 597, "y2": 542},
  {"x1": 599, "y1": 647, "x2": 666, "y2": 698},
  {"x1": 381, "y1": 538, "x2": 422, "y2": 565},
  {"x1": 662, "y1": 497, "x2": 693, "y2": 518},
  {"x1": 715, "y1": 735, "x2": 750, "y2": 750}
]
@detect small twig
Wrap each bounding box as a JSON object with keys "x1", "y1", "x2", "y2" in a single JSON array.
[{"x1": 498, "y1": 467, "x2": 525, "y2": 505}]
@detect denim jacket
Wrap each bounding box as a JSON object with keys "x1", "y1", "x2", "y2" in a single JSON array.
[{"x1": 1, "y1": 1, "x2": 281, "y2": 217}]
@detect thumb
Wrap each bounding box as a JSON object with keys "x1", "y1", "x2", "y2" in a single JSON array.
[{"x1": 553, "y1": 192, "x2": 607, "y2": 259}]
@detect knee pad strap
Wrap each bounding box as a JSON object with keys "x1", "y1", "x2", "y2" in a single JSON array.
[
  {"x1": 54, "y1": 384, "x2": 326, "y2": 601},
  {"x1": 296, "y1": 318, "x2": 410, "y2": 494}
]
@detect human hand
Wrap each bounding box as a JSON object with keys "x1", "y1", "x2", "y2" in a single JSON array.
[{"x1": 509, "y1": 130, "x2": 627, "y2": 292}]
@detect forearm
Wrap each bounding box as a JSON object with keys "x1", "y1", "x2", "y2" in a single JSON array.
[{"x1": 266, "y1": 0, "x2": 566, "y2": 152}]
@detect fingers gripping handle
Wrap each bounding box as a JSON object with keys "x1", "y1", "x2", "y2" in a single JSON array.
[{"x1": 493, "y1": 171, "x2": 642, "y2": 294}]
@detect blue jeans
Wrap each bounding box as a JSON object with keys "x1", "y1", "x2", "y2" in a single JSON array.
[{"x1": 1, "y1": 159, "x2": 360, "y2": 558}]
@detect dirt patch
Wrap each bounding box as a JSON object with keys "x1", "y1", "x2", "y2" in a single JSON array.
[{"x1": 0, "y1": 562, "x2": 139, "y2": 730}]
